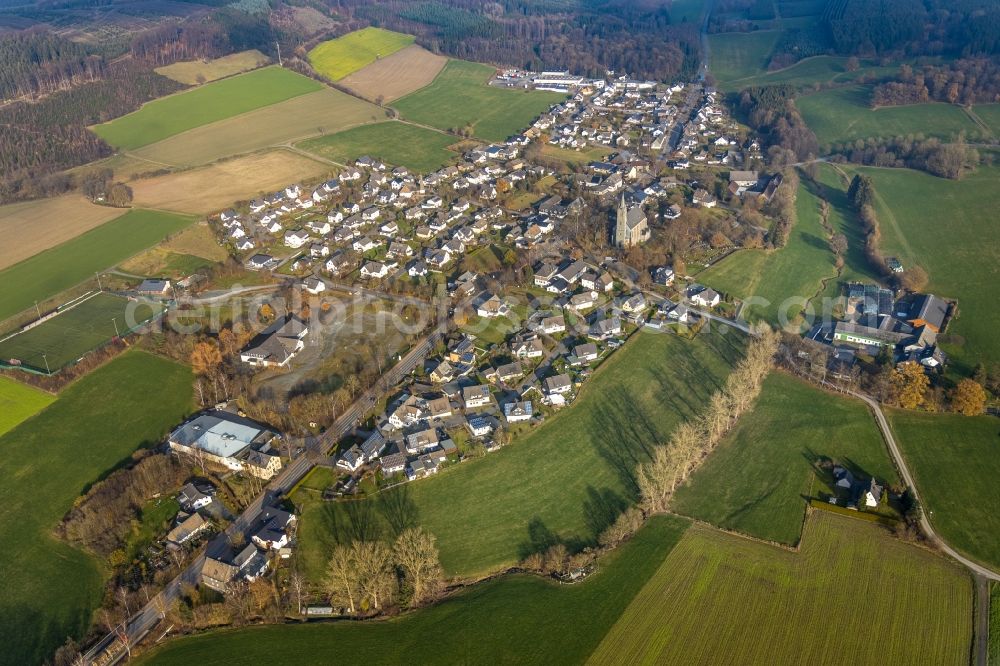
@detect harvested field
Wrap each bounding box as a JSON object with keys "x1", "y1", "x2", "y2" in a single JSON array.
[
  {"x1": 0, "y1": 196, "x2": 126, "y2": 270},
  {"x1": 589, "y1": 511, "x2": 973, "y2": 665},
  {"x1": 154, "y1": 50, "x2": 270, "y2": 85},
  {"x1": 340, "y1": 44, "x2": 448, "y2": 102},
  {"x1": 132, "y1": 88, "x2": 386, "y2": 167},
  {"x1": 130, "y1": 150, "x2": 331, "y2": 215}
]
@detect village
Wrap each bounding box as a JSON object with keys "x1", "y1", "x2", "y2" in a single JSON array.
[{"x1": 108, "y1": 67, "x2": 953, "y2": 621}]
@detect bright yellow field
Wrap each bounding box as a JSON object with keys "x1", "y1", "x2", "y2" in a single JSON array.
[
  {"x1": 308, "y1": 27, "x2": 414, "y2": 80},
  {"x1": 154, "y1": 50, "x2": 270, "y2": 85},
  {"x1": 130, "y1": 150, "x2": 331, "y2": 215},
  {"x1": 590, "y1": 511, "x2": 972, "y2": 665},
  {"x1": 131, "y1": 88, "x2": 386, "y2": 167},
  {"x1": 0, "y1": 195, "x2": 125, "y2": 270}
]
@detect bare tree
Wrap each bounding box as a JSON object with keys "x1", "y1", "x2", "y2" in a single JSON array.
[
  {"x1": 353, "y1": 541, "x2": 396, "y2": 610},
  {"x1": 326, "y1": 544, "x2": 359, "y2": 614},
  {"x1": 393, "y1": 528, "x2": 444, "y2": 606}
]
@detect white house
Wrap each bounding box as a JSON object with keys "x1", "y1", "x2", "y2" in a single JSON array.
[
  {"x1": 284, "y1": 229, "x2": 310, "y2": 248},
  {"x1": 462, "y1": 385, "x2": 492, "y2": 409}
]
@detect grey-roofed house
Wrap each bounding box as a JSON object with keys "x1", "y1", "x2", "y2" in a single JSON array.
[
  {"x1": 168, "y1": 411, "x2": 281, "y2": 477},
  {"x1": 240, "y1": 315, "x2": 309, "y2": 368}
]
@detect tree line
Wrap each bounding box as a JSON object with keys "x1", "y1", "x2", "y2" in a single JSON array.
[
  {"x1": 872, "y1": 59, "x2": 1000, "y2": 107},
  {"x1": 637, "y1": 328, "x2": 780, "y2": 512},
  {"x1": 828, "y1": 136, "x2": 980, "y2": 180}
]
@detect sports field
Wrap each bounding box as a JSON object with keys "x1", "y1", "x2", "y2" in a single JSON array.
[
  {"x1": 141, "y1": 516, "x2": 690, "y2": 665},
  {"x1": 699, "y1": 178, "x2": 837, "y2": 326},
  {"x1": 130, "y1": 150, "x2": 330, "y2": 215},
  {"x1": 92, "y1": 67, "x2": 322, "y2": 150},
  {"x1": 0, "y1": 352, "x2": 193, "y2": 666},
  {"x1": 889, "y1": 410, "x2": 1000, "y2": 572},
  {"x1": 0, "y1": 195, "x2": 126, "y2": 270},
  {"x1": 298, "y1": 121, "x2": 460, "y2": 173},
  {"x1": 340, "y1": 44, "x2": 448, "y2": 102},
  {"x1": 0, "y1": 293, "x2": 164, "y2": 371},
  {"x1": 708, "y1": 30, "x2": 780, "y2": 87},
  {"x1": 0, "y1": 208, "x2": 193, "y2": 323},
  {"x1": 672, "y1": 372, "x2": 897, "y2": 544},
  {"x1": 846, "y1": 165, "x2": 1000, "y2": 372},
  {"x1": 393, "y1": 59, "x2": 566, "y2": 142},
  {"x1": 589, "y1": 511, "x2": 972, "y2": 665},
  {"x1": 296, "y1": 328, "x2": 745, "y2": 580},
  {"x1": 797, "y1": 85, "x2": 980, "y2": 146},
  {"x1": 131, "y1": 89, "x2": 384, "y2": 167},
  {"x1": 0, "y1": 376, "x2": 53, "y2": 437},
  {"x1": 308, "y1": 27, "x2": 415, "y2": 81},
  {"x1": 154, "y1": 50, "x2": 270, "y2": 85}
]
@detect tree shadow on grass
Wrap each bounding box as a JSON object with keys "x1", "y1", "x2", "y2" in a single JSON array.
[
  {"x1": 589, "y1": 386, "x2": 664, "y2": 500},
  {"x1": 317, "y1": 498, "x2": 383, "y2": 546},
  {"x1": 582, "y1": 485, "x2": 628, "y2": 539},
  {"x1": 376, "y1": 484, "x2": 418, "y2": 538}
]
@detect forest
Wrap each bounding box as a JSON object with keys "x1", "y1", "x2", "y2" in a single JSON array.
[
  {"x1": 737, "y1": 85, "x2": 819, "y2": 164},
  {"x1": 342, "y1": 0, "x2": 701, "y2": 81}
]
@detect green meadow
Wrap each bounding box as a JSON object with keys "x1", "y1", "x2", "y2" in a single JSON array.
[
  {"x1": 0, "y1": 376, "x2": 53, "y2": 436},
  {"x1": 92, "y1": 67, "x2": 321, "y2": 150},
  {"x1": 394, "y1": 59, "x2": 565, "y2": 142},
  {"x1": 0, "y1": 352, "x2": 193, "y2": 666},
  {"x1": 797, "y1": 85, "x2": 980, "y2": 146},
  {"x1": 889, "y1": 410, "x2": 1000, "y2": 572},
  {"x1": 298, "y1": 121, "x2": 459, "y2": 173},
  {"x1": 672, "y1": 372, "x2": 897, "y2": 544}
]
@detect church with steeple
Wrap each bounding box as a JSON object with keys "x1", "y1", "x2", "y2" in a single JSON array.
[{"x1": 613, "y1": 192, "x2": 649, "y2": 248}]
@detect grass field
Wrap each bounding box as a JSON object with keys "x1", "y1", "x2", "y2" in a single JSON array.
[
  {"x1": 708, "y1": 30, "x2": 780, "y2": 87},
  {"x1": 797, "y1": 85, "x2": 980, "y2": 146},
  {"x1": 699, "y1": 178, "x2": 837, "y2": 326},
  {"x1": 154, "y1": 50, "x2": 270, "y2": 85},
  {"x1": 0, "y1": 209, "x2": 193, "y2": 323},
  {"x1": 972, "y1": 104, "x2": 1000, "y2": 136},
  {"x1": 340, "y1": 44, "x2": 448, "y2": 102},
  {"x1": 140, "y1": 515, "x2": 690, "y2": 666},
  {"x1": 92, "y1": 67, "x2": 322, "y2": 150},
  {"x1": 717, "y1": 55, "x2": 897, "y2": 92},
  {"x1": 0, "y1": 293, "x2": 164, "y2": 371},
  {"x1": 308, "y1": 27, "x2": 415, "y2": 81},
  {"x1": 298, "y1": 121, "x2": 460, "y2": 173},
  {"x1": 589, "y1": 511, "x2": 973, "y2": 665},
  {"x1": 131, "y1": 89, "x2": 385, "y2": 167},
  {"x1": 0, "y1": 195, "x2": 126, "y2": 270},
  {"x1": 393, "y1": 59, "x2": 565, "y2": 142},
  {"x1": 0, "y1": 352, "x2": 193, "y2": 666},
  {"x1": 992, "y1": 583, "x2": 1000, "y2": 665},
  {"x1": 297, "y1": 328, "x2": 745, "y2": 580},
  {"x1": 888, "y1": 410, "x2": 1000, "y2": 572},
  {"x1": 672, "y1": 372, "x2": 897, "y2": 544},
  {"x1": 0, "y1": 376, "x2": 53, "y2": 437},
  {"x1": 669, "y1": 0, "x2": 704, "y2": 22},
  {"x1": 130, "y1": 150, "x2": 330, "y2": 215},
  {"x1": 846, "y1": 165, "x2": 1000, "y2": 372}
]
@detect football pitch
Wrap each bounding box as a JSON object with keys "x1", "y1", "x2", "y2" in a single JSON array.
[{"x1": 0, "y1": 292, "x2": 164, "y2": 372}]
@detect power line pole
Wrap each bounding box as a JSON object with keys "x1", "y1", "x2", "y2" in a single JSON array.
[
  {"x1": 95, "y1": 272, "x2": 103, "y2": 291},
  {"x1": 42, "y1": 353, "x2": 50, "y2": 375},
  {"x1": 34, "y1": 301, "x2": 40, "y2": 318},
  {"x1": 112, "y1": 317, "x2": 120, "y2": 337},
  {"x1": 276, "y1": 41, "x2": 282, "y2": 67}
]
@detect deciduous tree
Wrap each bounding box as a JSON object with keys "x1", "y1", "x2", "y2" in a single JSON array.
[
  {"x1": 950, "y1": 379, "x2": 986, "y2": 416},
  {"x1": 891, "y1": 361, "x2": 929, "y2": 409},
  {"x1": 393, "y1": 527, "x2": 444, "y2": 606}
]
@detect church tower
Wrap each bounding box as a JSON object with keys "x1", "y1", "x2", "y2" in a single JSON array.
[{"x1": 614, "y1": 191, "x2": 628, "y2": 247}]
